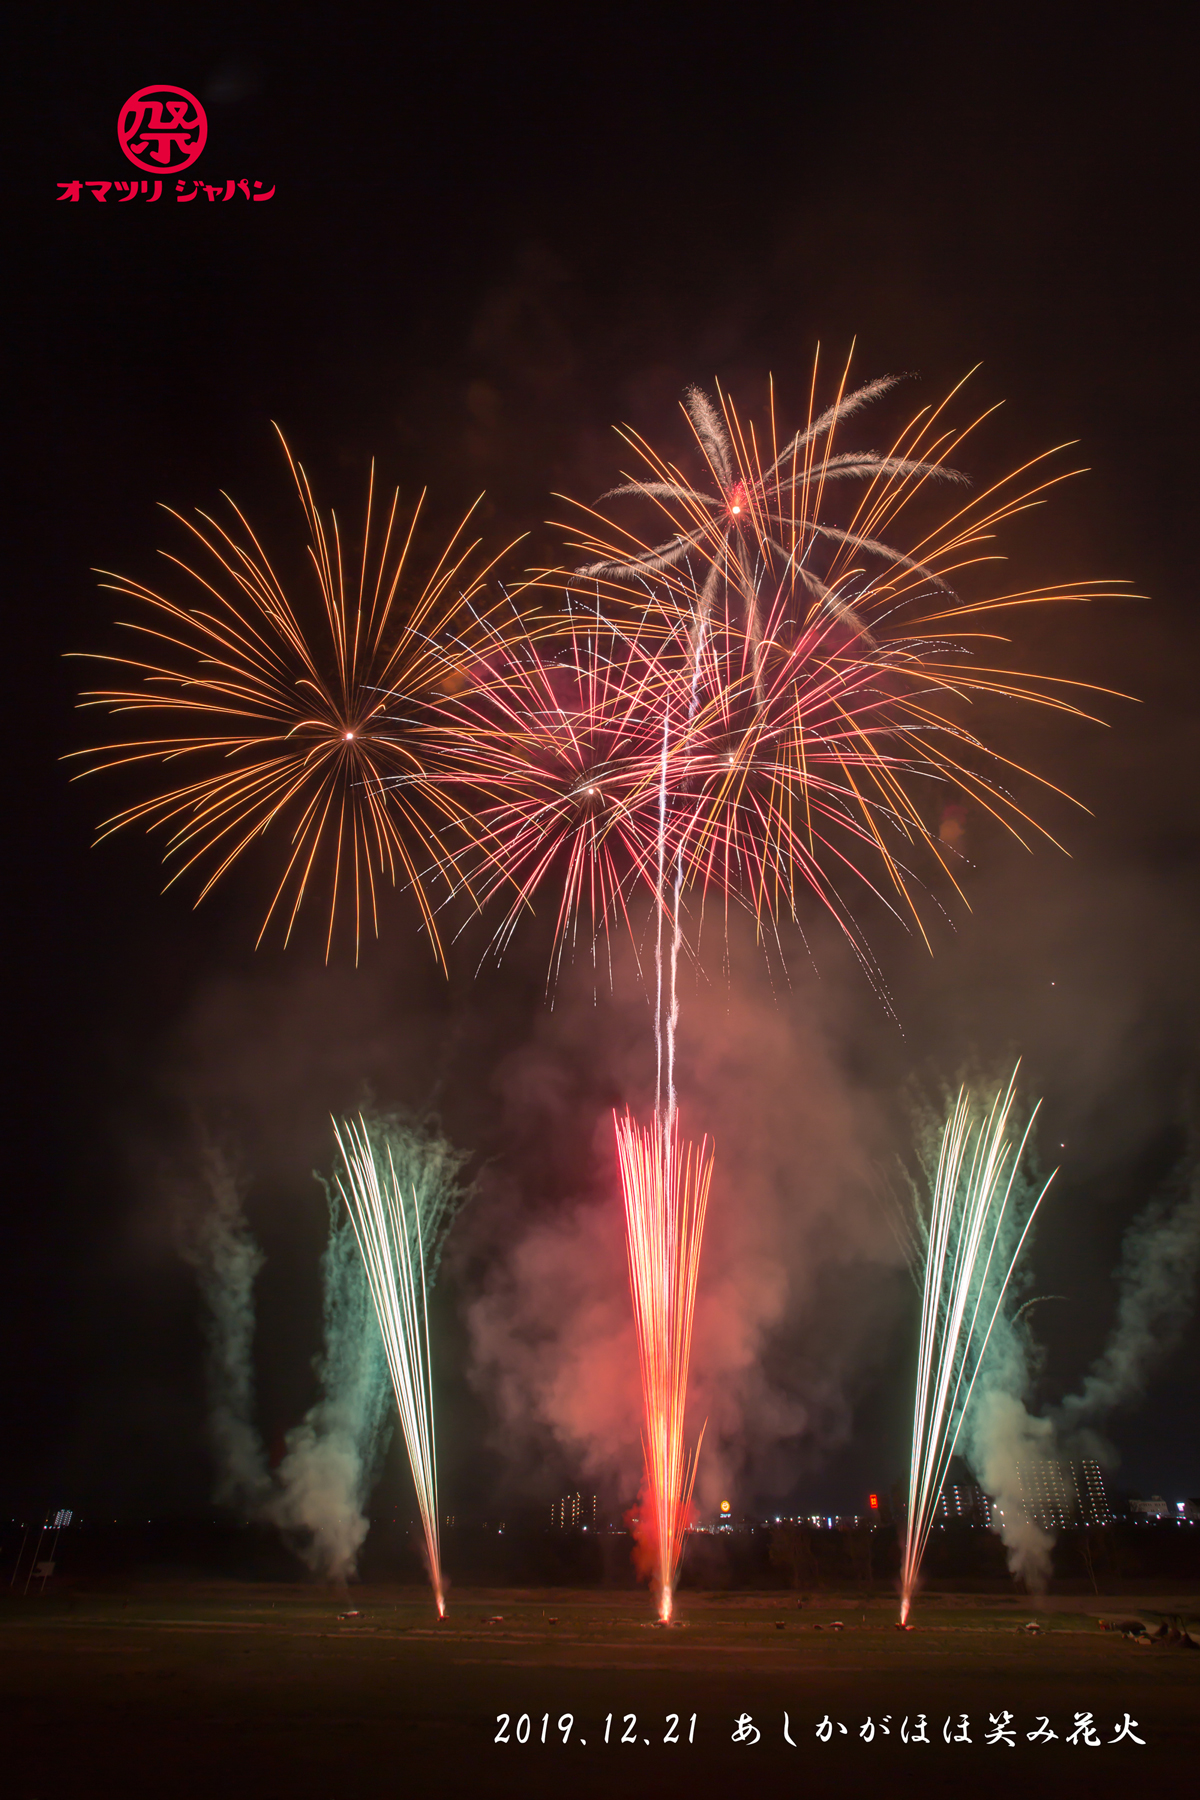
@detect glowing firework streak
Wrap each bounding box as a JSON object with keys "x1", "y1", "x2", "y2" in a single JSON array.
[
  {"x1": 415, "y1": 362, "x2": 1126, "y2": 997},
  {"x1": 333, "y1": 1115, "x2": 445, "y2": 1616},
  {"x1": 70, "y1": 428, "x2": 520, "y2": 963},
  {"x1": 559, "y1": 362, "x2": 1128, "y2": 973},
  {"x1": 432, "y1": 598, "x2": 677, "y2": 986},
  {"x1": 615, "y1": 1110, "x2": 714, "y2": 1623},
  {"x1": 899, "y1": 1067, "x2": 1054, "y2": 1624}
]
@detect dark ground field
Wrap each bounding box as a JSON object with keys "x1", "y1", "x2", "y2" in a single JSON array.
[{"x1": 3, "y1": 1585, "x2": 1197, "y2": 1799}]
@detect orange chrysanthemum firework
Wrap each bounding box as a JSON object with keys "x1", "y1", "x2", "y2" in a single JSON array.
[{"x1": 70, "y1": 429, "x2": 519, "y2": 963}]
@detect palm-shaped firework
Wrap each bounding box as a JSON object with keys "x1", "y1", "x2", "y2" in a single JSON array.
[{"x1": 573, "y1": 369, "x2": 966, "y2": 664}]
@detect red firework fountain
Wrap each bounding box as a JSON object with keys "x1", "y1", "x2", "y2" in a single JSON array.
[{"x1": 614, "y1": 1110, "x2": 714, "y2": 1623}]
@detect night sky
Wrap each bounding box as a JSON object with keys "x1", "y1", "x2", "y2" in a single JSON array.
[{"x1": 7, "y1": 5, "x2": 1198, "y2": 1526}]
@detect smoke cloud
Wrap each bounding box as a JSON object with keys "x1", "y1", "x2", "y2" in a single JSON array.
[
  {"x1": 956, "y1": 1131, "x2": 1200, "y2": 1587},
  {"x1": 963, "y1": 1318, "x2": 1058, "y2": 1592},
  {"x1": 967, "y1": 1387, "x2": 1057, "y2": 1590},
  {"x1": 1055, "y1": 1161, "x2": 1200, "y2": 1459},
  {"x1": 179, "y1": 1146, "x2": 272, "y2": 1514},
  {"x1": 461, "y1": 931, "x2": 900, "y2": 1512},
  {"x1": 182, "y1": 1150, "x2": 391, "y2": 1580},
  {"x1": 267, "y1": 1196, "x2": 393, "y2": 1582},
  {"x1": 466, "y1": 1180, "x2": 644, "y2": 1495},
  {"x1": 182, "y1": 1113, "x2": 473, "y2": 1580}
]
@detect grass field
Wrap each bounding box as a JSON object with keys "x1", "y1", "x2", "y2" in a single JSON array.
[{"x1": 3, "y1": 1585, "x2": 1197, "y2": 1798}]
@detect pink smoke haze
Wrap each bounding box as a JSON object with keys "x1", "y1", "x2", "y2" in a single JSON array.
[{"x1": 462, "y1": 924, "x2": 903, "y2": 1510}]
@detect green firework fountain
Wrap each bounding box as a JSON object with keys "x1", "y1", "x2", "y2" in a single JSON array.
[
  {"x1": 899, "y1": 1066, "x2": 1054, "y2": 1624},
  {"x1": 332, "y1": 1114, "x2": 469, "y2": 1616}
]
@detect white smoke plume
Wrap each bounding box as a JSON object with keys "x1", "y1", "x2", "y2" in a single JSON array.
[
  {"x1": 183, "y1": 1153, "x2": 390, "y2": 1579},
  {"x1": 960, "y1": 1146, "x2": 1199, "y2": 1587},
  {"x1": 179, "y1": 1146, "x2": 272, "y2": 1514},
  {"x1": 965, "y1": 1380, "x2": 1057, "y2": 1592},
  {"x1": 1055, "y1": 1163, "x2": 1200, "y2": 1457},
  {"x1": 266, "y1": 1197, "x2": 392, "y2": 1582}
]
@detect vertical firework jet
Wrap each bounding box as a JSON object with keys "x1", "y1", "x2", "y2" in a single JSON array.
[
  {"x1": 899, "y1": 1068, "x2": 1054, "y2": 1625},
  {"x1": 333, "y1": 1116, "x2": 447, "y2": 1616},
  {"x1": 615, "y1": 1111, "x2": 714, "y2": 1623}
]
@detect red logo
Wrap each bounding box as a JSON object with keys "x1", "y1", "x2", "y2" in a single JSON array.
[{"x1": 118, "y1": 85, "x2": 207, "y2": 173}]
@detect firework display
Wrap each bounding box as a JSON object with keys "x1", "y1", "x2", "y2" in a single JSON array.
[
  {"x1": 69, "y1": 430, "x2": 517, "y2": 963},
  {"x1": 615, "y1": 1111, "x2": 714, "y2": 1623},
  {"x1": 427, "y1": 366, "x2": 1108, "y2": 1613},
  {"x1": 432, "y1": 594, "x2": 678, "y2": 986},
  {"x1": 333, "y1": 1114, "x2": 455, "y2": 1616},
  {"x1": 74, "y1": 363, "x2": 1115, "y2": 1616},
  {"x1": 558, "y1": 363, "x2": 1119, "y2": 970},
  {"x1": 899, "y1": 1068, "x2": 1054, "y2": 1625}
]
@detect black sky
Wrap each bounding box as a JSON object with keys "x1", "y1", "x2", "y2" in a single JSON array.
[{"x1": 5, "y1": 3, "x2": 1198, "y2": 1521}]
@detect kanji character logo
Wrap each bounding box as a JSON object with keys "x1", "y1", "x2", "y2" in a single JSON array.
[{"x1": 118, "y1": 85, "x2": 207, "y2": 173}]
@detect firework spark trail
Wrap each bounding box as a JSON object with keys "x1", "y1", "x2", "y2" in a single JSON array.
[
  {"x1": 574, "y1": 366, "x2": 967, "y2": 679},
  {"x1": 432, "y1": 595, "x2": 679, "y2": 990},
  {"x1": 558, "y1": 360, "x2": 1127, "y2": 977},
  {"x1": 661, "y1": 592, "x2": 709, "y2": 1138},
  {"x1": 615, "y1": 1110, "x2": 714, "y2": 1622},
  {"x1": 653, "y1": 702, "x2": 670, "y2": 1123},
  {"x1": 638, "y1": 590, "x2": 710, "y2": 1618},
  {"x1": 899, "y1": 1067, "x2": 1054, "y2": 1625},
  {"x1": 69, "y1": 428, "x2": 521, "y2": 963},
  {"x1": 437, "y1": 362, "x2": 1124, "y2": 993},
  {"x1": 333, "y1": 1116, "x2": 446, "y2": 1616}
]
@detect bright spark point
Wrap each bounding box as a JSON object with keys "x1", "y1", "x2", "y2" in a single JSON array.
[{"x1": 899, "y1": 1067, "x2": 1054, "y2": 1626}]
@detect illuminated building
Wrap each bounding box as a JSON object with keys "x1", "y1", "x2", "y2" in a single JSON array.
[
  {"x1": 936, "y1": 1482, "x2": 993, "y2": 1526},
  {"x1": 1011, "y1": 1459, "x2": 1113, "y2": 1529},
  {"x1": 1071, "y1": 1459, "x2": 1114, "y2": 1527},
  {"x1": 933, "y1": 1461, "x2": 1112, "y2": 1529},
  {"x1": 550, "y1": 1492, "x2": 598, "y2": 1530}
]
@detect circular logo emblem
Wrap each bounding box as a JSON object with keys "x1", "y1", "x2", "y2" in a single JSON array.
[{"x1": 118, "y1": 85, "x2": 208, "y2": 173}]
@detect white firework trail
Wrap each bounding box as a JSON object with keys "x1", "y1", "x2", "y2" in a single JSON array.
[
  {"x1": 334, "y1": 1115, "x2": 445, "y2": 1616},
  {"x1": 899, "y1": 1065, "x2": 1054, "y2": 1625}
]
